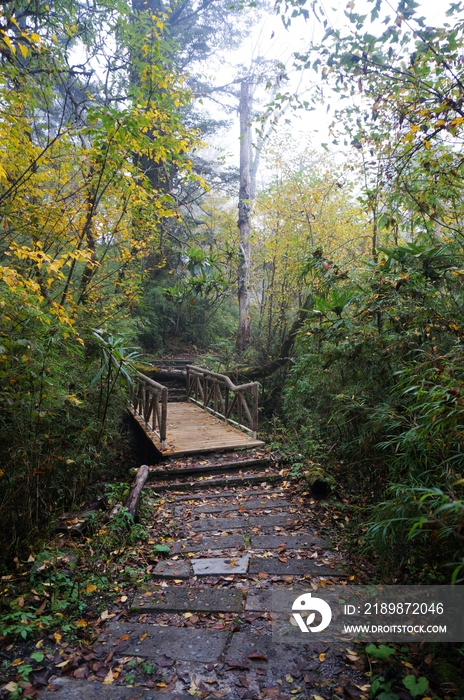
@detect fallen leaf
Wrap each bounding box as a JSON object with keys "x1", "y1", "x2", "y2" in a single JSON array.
[
  {"x1": 36, "y1": 600, "x2": 47, "y2": 614},
  {"x1": 85, "y1": 584, "x2": 97, "y2": 594},
  {"x1": 319, "y1": 653, "x2": 326, "y2": 662},
  {"x1": 103, "y1": 669, "x2": 114, "y2": 684},
  {"x1": 140, "y1": 632, "x2": 148, "y2": 641},
  {"x1": 73, "y1": 666, "x2": 88, "y2": 679},
  {"x1": 4, "y1": 682, "x2": 19, "y2": 692},
  {"x1": 248, "y1": 653, "x2": 268, "y2": 661},
  {"x1": 76, "y1": 619, "x2": 87, "y2": 628},
  {"x1": 11, "y1": 658, "x2": 23, "y2": 667}
]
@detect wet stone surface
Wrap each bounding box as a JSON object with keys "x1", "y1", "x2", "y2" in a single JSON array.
[
  {"x1": 247, "y1": 514, "x2": 301, "y2": 529},
  {"x1": 250, "y1": 533, "x2": 331, "y2": 550},
  {"x1": 244, "y1": 589, "x2": 273, "y2": 612},
  {"x1": 191, "y1": 555, "x2": 250, "y2": 576},
  {"x1": 171, "y1": 533, "x2": 245, "y2": 553},
  {"x1": 248, "y1": 557, "x2": 343, "y2": 577},
  {"x1": 40, "y1": 460, "x2": 361, "y2": 700},
  {"x1": 132, "y1": 586, "x2": 244, "y2": 613},
  {"x1": 99, "y1": 622, "x2": 230, "y2": 662},
  {"x1": 188, "y1": 516, "x2": 250, "y2": 532},
  {"x1": 39, "y1": 679, "x2": 190, "y2": 699},
  {"x1": 153, "y1": 560, "x2": 191, "y2": 579},
  {"x1": 192, "y1": 497, "x2": 292, "y2": 515},
  {"x1": 226, "y1": 632, "x2": 308, "y2": 672}
]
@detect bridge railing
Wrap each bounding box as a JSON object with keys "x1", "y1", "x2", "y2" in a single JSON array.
[
  {"x1": 186, "y1": 365, "x2": 259, "y2": 438},
  {"x1": 130, "y1": 373, "x2": 168, "y2": 450}
]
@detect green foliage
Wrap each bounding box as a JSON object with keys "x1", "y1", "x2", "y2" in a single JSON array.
[
  {"x1": 402, "y1": 675, "x2": 429, "y2": 698},
  {"x1": 283, "y1": 236, "x2": 464, "y2": 579},
  {"x1": 366, "y1": 644, "x2": 396, "y2": 660},
  {"x1": 153, "y1": 543, "x2": 171, "y2": 556},
  {"x1": 369, "y1": 676, "x2": 398, "y2": 700}
]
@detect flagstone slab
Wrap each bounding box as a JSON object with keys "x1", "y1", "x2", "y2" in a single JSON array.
[
  {"x1": 172, "y1": 534, "x2": 245, "y2": 553},
  {"x1": 247, "y1": 514, "x2": 301, "y2": 528},
  {"x1": 188, "y1": 516, "x2": 249, "y2": 532},
  {"x1": 173, "y1": 488, "x2": 285, "y2": 501},
  {"x1": 225, "y1": 632, "x2": 305, "y2": 671},
  {"x1": 191, "y1": 555, "x2": 250, "y2": 576},
  {"x1": 248, "y1": 557, "x2": 343, "y2": 577},
  {"x1": 244, "y1": 589, "x2": 272, "y2": 612},
  {"x1": 99, "y1": 622, "x2": 229, "y2": 662},
  {"x1": 132, "y1": 587, "x2": 244, "y2": 613},
  {"x1": 39, "y1": 679, "x2": 191, "y2": 699},
  {"x1": 195, "y1": 498, "x2": 291, "y2": 515},
  {"x1": 251, "y1": 533, "x2": 331, "y2": 550},
  {"x1": 153, "y1": 560, "x2": 191, "y2": 579},
  {"x1": 174, "y1": 499, "x2": 291, "y2": 517}
]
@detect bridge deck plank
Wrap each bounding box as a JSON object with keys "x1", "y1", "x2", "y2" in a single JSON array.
[{"x1": 129, "y1": 402, "x2": 264, "y2": 457}]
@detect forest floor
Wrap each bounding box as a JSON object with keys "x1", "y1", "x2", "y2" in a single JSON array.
[{"x1": 1, "y1": 449, "x2": 462, "y2": 699}]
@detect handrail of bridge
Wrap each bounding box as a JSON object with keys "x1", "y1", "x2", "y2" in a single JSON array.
[
  {"x1": 130, "y1": 372, "x2": 168, "y2": 450},
  {"x1": 186, "y1": 365, "x2": 259, "y2": 438}
]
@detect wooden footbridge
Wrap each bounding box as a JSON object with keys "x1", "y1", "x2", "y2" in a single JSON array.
[{"x1": 128, "y1": 365, "x2": 264, "y2": 457}]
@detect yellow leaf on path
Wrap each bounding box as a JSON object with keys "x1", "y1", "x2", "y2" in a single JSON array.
[
  {"x1": 103, "y1": 669, "x2": 114, "y2": 684},
  {"x1": 318, "y1": 653, "x2": 326, "y2": 662},
  {"x1": 313, "y1": 696, "x2": 325, "y2": 700},
  {"x1": 184, "y1": 612, "x2": 193, "y2": 618},
  {"x1": 36, "y1": 639, "x2": 44, "y2": 648},
  {"x1": 286, "y1": 674, "x2": 294, "y2": 683},
  {"x1": 11, "y1": 658, "x2": 23, "y2": 667},
  {"x1": 53, "y1": 632, "x2": 62, "y2": 644},
  {"x1": 76, "y1": 619, "x2": 87, "y2": 628},
  {"x1": 85, "y1": 584, "x2": 97, "y2": 594},
  {"x1": 4, "y1": 682, "x2": 19, "y2": 692},
  {"x1": 140, "y1": 632, "x2": 148, "y2": 641}
]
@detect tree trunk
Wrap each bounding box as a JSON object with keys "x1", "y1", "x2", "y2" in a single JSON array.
[
  {"x1": 230, "y1": 294, "x2": 313, "y2": 380},
  {"x1": 237, "y1": 81, "x2": 252, "y2": 353}
]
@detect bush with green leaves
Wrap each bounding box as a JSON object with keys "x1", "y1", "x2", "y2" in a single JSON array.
[{"x1": 283, "y1": 241, "x2": 464, "y2": 580}]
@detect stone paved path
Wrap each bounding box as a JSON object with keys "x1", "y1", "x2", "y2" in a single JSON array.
[{"x1": 39, "y1": 452, "x2": 366, "y2": 700}]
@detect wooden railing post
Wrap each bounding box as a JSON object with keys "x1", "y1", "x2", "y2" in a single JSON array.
[
  {"x1": 129, "y1": 372, "x2": 169, "y2": 451},
  {"x1": 252, "y1": 383, "x2": 258, "y2": 439},
  {"x1": 160, "y1": 386, "x2": 167, "y2": 450},
  {"x1": 185, "y1": 365, "x2": 260, "y2": 438},
  {"x1": 225, "y1": 386, "x2": 229, "y2": 425}
]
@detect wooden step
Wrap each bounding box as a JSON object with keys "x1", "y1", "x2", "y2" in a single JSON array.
[
  {"x1": 150, "y1": 470, "x2": 283, "y2": 492},
  {"x1": 148, "y1": 457, "x2": 271, "y2": 480}
]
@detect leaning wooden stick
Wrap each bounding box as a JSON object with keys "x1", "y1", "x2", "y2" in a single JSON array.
[{"x1": 125, "y1": 464, "x2": 150, "y2": 518}]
